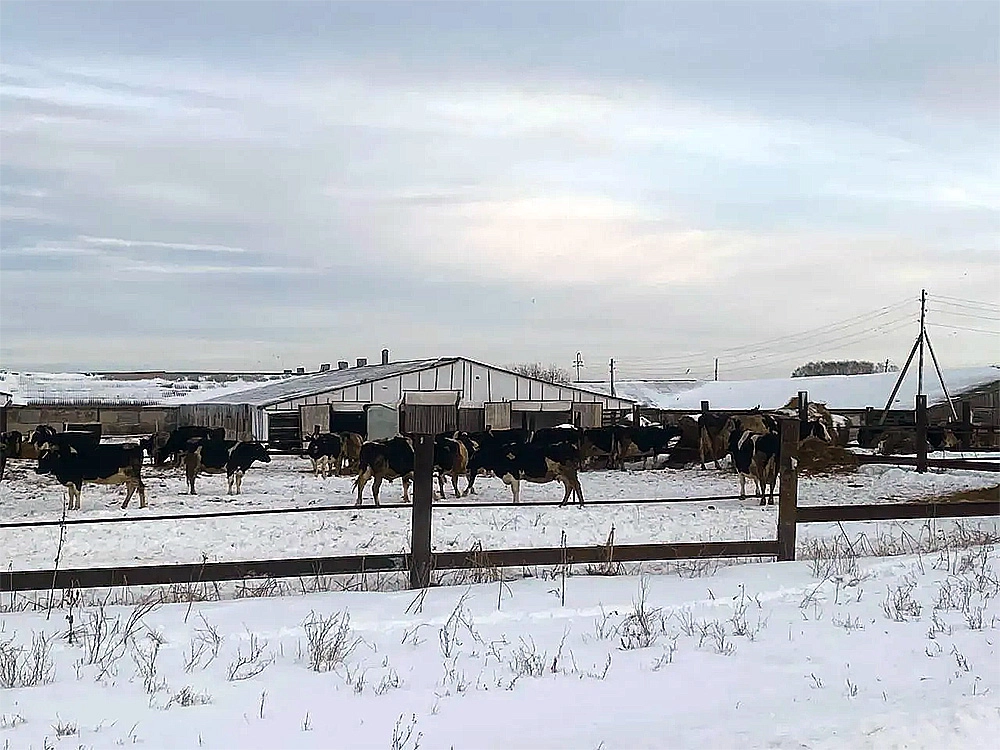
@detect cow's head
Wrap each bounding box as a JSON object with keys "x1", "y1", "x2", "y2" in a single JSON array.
[
  {"x1": 248, "y1": 441, "x2": 271, "y2": 464},
  {"x1": 35, "y1": 443, "x2": 65, "y2": 474},
  {"x1": 30, "y1": 424, "x2": 57, "y2": 447}
]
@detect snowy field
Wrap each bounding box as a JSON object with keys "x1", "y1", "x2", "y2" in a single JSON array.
[
  {"x1": 1, "y1": 454, "x2": 997, "y2": 573},
  {"x1": 2, "y1": 546, "x2": 999, "y2": 749}
]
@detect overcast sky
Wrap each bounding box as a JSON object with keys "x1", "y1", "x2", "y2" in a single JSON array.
[{"x1": 1, "y1": 1, "x2": 997, "y2": 379}]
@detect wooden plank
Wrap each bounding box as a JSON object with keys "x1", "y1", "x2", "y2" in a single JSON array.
[
  {"x1": 3, "y1": 540, "x2": 780, "y2": 592},
  {"x1": 433, "y1": 540, "x2": 779, "y2": 569},
  {"x1": 796, "y1": 500, "x2": 999, "y2": 524},
  {"x1": 3, "y1": 553, "x2": 409, "y2": 592}
]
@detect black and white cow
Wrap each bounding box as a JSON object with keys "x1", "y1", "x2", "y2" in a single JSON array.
[
  {"x1": 617, "y1": 425, "x2": 683, "y2": 469},
  {"x1": 354, "y1": 436, "x2": 414, "y2": 506},
  {"x1": 31, "y1": 425, "x2": 100, "y2": 454},
  {"x1": 727, "y1": 419, "x2": 780, "y2": 505},
  {"x1": 183, "y1": 439, "x2": 271, "y2": 495},
  {"x1": 304, "y1": 432, "x2": 343, "y2": 478},
  {"x1": 36, "y1": 442, "x2": 147, "y2": 510},
  {"x1": 467, "y1": 438, "x2": 584, "y2": 505},
  {"x1": 159, "y1": 426, "x2": 227, "y2": 466}
]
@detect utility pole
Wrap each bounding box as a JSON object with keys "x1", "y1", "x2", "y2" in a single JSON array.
[
  {"x1": 917, "y1": 288, "x2": 926, "y2": 396},
  {"x1": 573, "y1": 352, "x2": 584, "y2": 382},
  {"x1": 609, "y1": 358, "x2": 616, "y2": 397},
  {"x1": 714, "y1": 358, "x2": 719, "y2": 381}
]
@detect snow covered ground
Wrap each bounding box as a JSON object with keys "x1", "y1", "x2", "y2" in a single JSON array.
[
  {"x1": 1, "y1": 546, "x2": 998, "y2": 749},
  {"x1": 1, "y1": 455, "x2": 997, "y2": 573}
]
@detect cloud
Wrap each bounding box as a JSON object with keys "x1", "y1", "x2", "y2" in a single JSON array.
[{"x1": 1, "y1": 6, "x2": 997, "y2": 375}]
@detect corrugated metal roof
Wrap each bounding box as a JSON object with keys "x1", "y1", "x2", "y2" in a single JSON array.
[{"x1": 200, "y1": 358, "x2": 455, "y2": 406}]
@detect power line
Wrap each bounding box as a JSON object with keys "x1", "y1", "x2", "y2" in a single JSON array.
[
  {"x1": 612, "y1": 297, "x2": 915, "y2": 368},
  {"x1": 928, "y1": 307, "x2": 1000, "y2": 322},
  {"x1": 927, "y1": 323, "x2": 1000, "y2": 335}
]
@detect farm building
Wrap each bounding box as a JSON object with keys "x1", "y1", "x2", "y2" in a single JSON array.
[
  {"x1": 604, "y1": 366, "x2": 1000, "y2": 424},
  {"x1": 200, "y1": 355, "x2": 635, "y2": 449}
]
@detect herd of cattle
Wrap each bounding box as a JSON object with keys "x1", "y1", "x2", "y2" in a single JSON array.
[{"x1": 0, "y1": 396, "x2": 973, "y2": 510}]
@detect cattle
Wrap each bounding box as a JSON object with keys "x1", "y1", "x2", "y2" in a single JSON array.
[
  {"x1": 338, "y1": 432, "x2": 364, "y2": 474},
  {"x1": 698, "y1": 413, "x2": 731, "y2": 469},
  {"x1": 304, "y1": 432, "x2": 343, "y2": 478},
  {"x1": 158, "y1": 426, "x2": 227, "y2": 466},
  {"x1": 464, "y1": 429, "x2": 528, "y2": 495},
  {"x1": 354, "y1": 436, "x2": 414, "y2": 506},
  {"x1": 727, "y1": 420, "x2": 780, "y2": 505},
  {"x1": 617, "y1": 425, "x2": 683, "y2": 469},
  {"x1": 31, "y1": 425, "x2": 101, "y2": 454},
  {"x1": 36, "y1": 442, "x2": 146, "y2": 510},
  {"x1": 183, "y1": 439, "x2": 270, "y2": 495},
  {"x1": 139, "y1": 432, "x2": 170, "y2": 465},
  {"x1": 1, "y1": 431, "x2": 23, "y2": 481},
  {"x1": 466, "y1": 438, "x2": 583, "y2": 504},
  {"x1": 531, "y1": 425, "x2": 583, "y2": 449},
  {"x1": 433, "y1": 433, "x2": 470, "y2": 498},
  {"x1": 579, "y1": 426, "x2": 621, "y2": 468}
]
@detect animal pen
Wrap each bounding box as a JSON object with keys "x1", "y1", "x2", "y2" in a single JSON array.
[{"x1": 2, "y1": 417, "x2": 997, "y2": 595}]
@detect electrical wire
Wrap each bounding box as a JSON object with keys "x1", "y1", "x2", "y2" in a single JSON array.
[
  {"x1": 927, "y1": 323, "x2": 1000, "y2": 335},
  {"x1": 613, "y1": 298, "x2": 916, "y2": 368}
]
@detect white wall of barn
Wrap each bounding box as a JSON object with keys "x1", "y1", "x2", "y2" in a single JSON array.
[{"x1": 264, "y1": 360, "x2": 632, "y2": 413}]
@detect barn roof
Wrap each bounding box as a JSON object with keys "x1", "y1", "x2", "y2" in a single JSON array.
[
  {"x1": 200, "y1": 356, "x2": 637, "y2": 408},
  {"x1": 200, "y1": 358, "x2": 456, "y2": 407},
  {"x1": 625, "y1": 366, "x2": 1000, "y2": 412}
]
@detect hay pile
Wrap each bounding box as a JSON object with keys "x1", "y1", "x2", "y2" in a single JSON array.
[{"x1": 797, "y1": 436, "x2": 860, "y2": 475}]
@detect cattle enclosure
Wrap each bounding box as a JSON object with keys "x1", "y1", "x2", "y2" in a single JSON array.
[{"x1": 3, "y1": 417, "x2": 997, "y2": 595}]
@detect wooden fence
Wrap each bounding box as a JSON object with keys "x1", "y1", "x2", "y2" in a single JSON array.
[{"x1": 2, "y1": 419, "x2": 997, "y2": 593}]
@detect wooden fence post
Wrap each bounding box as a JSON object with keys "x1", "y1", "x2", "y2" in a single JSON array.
[
  {"x1": 915, "y1": 394, "x2": 928, "y2": 473},
  {"x1": 960, "y1": 401, "x2": 973, "y2": 451},
  {"x1": 777, "y1": 418, "x2": 799, "y2": 562},
  {"x1": 632, "y1": 404, "x2": 641, "y2": 427},
  {"x1": 410, "y1": 434, "x2": 434, "y2": 589}
]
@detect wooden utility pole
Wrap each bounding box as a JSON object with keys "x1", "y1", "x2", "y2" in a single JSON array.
[
  {"x1": 915, "y1": 394, "x2": 928, "y2": 474},
  {"x1": 609, "y1": 359, "x2": 616, "y2": 397},
  {"x1": 917, "y1": 288, "x2": 926, "y2": 396},
  {"x1": 573, "y1": 352, "x2": 584, "y2": 382},
  {"x1": 409, "y1": 434, "x2": 434, "y2": 589},
  {"x1": 714, "y1": 358, "x2": 719, "y2": 381}
]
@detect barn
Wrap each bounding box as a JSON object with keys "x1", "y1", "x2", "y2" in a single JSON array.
[{"x1": 200, "y1": 354, "x2": 635, "y2": 450}]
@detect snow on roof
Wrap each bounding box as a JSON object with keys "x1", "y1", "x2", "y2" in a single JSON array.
[
  {"x1": 582, "y1": 379, "x2": 704, "y2": 404},
  {"x1": 0, "y1": 371, "x2": 278, "y2": 406},
  {"x1": 200, "y1": 358, "x2": 454, "y2": 406},
  {"x1": 635, "y1": 366, "x2": 1000, "y2": 411}
]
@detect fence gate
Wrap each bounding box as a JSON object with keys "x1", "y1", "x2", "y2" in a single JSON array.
[{"x1": 484, "y1": 401, "x2": 511, "y2": 430}]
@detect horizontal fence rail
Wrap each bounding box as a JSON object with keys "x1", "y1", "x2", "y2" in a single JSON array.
[
  {"x1": 796, "y1": 500, "x2": 999, "y2": 524},
  {"x1": 2, "y1": 540, "x2": 780, "y2": 592},
  {"x1": 0, "y1": 494, "x2": 750, "y2": 530}
]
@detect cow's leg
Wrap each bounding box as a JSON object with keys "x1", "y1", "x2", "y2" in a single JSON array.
[
  {"x1": 436, "y1": 471, "x2": 445, "y2": 499},
  {"x1": 138, "y1": 478, "x2": 147, "y2": 509},
  {"x1": 451, "y1": 471, "x2": 461, "y2": 498},
  {"x1": 372, "y1": 476, "x2": 382, "y2": 507},
  {"x1": 310, "y1": 456, "x2": 319, "y2": 476},
  {"x1": 463, "y1": 470, "x2": 478, "y2": 496},
  {"x1": 738, "y1": 474, "x2": 746, "y2": 500},
  {"x1": 402, "y1": 476, "x2": 411, "y2": 503},
  {"x1": 559, "y1": 478, "x2": 572, "y2": 505},
  {"x1": 236, "y1": 470, "x2": 244, "y2": 494},
  {"x1": 227, "y1": 473, "x2": 235, "y2": 495},
  {"x1": 69, "y1": 483, "x2": 81, "y2": 511},
  {"x1": 122, "y1": 481, "x2": 136, "y2": 509},
  {"x1": 355, "y1": 469, "x2": 372, "y2": 506},
  {"x1": 502, "y1": 474, "x2": 520, "y2": 503}
]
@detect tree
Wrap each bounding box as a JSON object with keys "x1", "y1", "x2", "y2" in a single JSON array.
[
  {"x1": 508, "y1": 362, "x2": 573, "y2": 384},
  {"x1": 791, "y1": 360, "x2": 899, "y2": 377}
]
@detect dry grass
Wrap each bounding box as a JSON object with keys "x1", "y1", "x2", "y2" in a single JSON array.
[{"x1": 920, "y1": 485, "x2": 999, "y2": 504}]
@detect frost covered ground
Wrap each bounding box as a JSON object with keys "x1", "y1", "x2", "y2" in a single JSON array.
[
  {"x1": 1, "y1": 455, "x2": 997, "y2": 572},
  {"x1": 2, "y1": 544, "x2": 999, "y2": 749}
]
